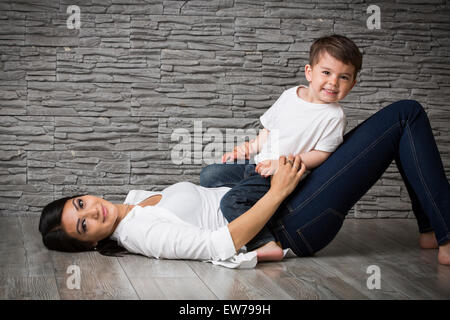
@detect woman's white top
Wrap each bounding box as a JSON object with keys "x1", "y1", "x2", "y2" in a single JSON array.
[{"x1": 110, "y1": 182, "x2": 259, "y2": 268}]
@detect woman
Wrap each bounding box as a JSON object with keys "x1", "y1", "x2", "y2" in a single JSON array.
[
  {"x1": 39, "y1": 153, "x2": 306, "y2": 268},
  {"x1": 40, "y1": 100, "x2": 450, "y2": 266}
]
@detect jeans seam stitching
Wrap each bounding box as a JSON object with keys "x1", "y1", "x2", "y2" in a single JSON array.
[
  {"x1": 296, "y1": 208, "x2": 333, "y2": 233},
  {"x1": 281, "y1": 224, "x2": 303, "y2": 255},
  {"x1": 295, "y1": 208, "x2": 342, "y2": 255},
  {"x1": 289, "y1": 121, "x2": 401, "y2": 213},
  {"x1": 297, "y1": 231, "x2": 314, "y2": 255},
  {"x1": 405, "y1": 122, "x2": 450, "y2": 235}
]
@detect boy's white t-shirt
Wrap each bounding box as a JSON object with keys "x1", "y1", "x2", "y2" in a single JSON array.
[{"x1": 254, "y1": 85, "x2": 347, "y2": 164}]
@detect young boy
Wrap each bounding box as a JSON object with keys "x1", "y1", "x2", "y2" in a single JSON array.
[{"x1": 200, "y1": 34, "x2": 363, "y2": 261}]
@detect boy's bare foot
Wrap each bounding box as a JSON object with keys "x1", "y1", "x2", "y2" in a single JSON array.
[
  {"x1": 255, "y1": 241, "x2": 284, "y2": 262},
  {"x1": 438, "y1": 241, "x2": 450, "y2": 266},
  {"x1": 419, "y1": 231, "x2": 438, "y2": 249}
]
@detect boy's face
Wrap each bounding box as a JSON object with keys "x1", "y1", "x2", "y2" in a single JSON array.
[{"x1": 305, "y1": 51, "x2": 357, "y2": 104}]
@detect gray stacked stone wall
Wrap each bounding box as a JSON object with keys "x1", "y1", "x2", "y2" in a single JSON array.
[{"x1": 0, "y1": 0, "x2": 449, "y2": 218}]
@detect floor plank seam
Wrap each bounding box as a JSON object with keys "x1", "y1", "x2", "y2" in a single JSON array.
[
  {"x1": 17, "y1": 217, "x2": 30, "y2": 278},
  {"x1": 116, "y1": 257, "x2": 141, "y2": 300},
  {"x1": 186, "y1": 261, "x2": 220, "y2": 300},
  {"x1": 49, "y1": 250, "x2": 64, "y2": 300}
]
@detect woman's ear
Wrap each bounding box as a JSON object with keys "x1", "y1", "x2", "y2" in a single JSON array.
[{"x1": 305, "y1": 64, "x2": 313, "y2": 82}]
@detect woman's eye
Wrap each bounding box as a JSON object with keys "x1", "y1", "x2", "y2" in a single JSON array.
[
  {"x1": 82, "y1": 219, "x2": 87, "y2": 232},
  {"x1": 78, "y1": 199, "x2": 84, "y2": 208},
  {"x1": 322, "y1": 71, "x2": 329, "y2": 75}
]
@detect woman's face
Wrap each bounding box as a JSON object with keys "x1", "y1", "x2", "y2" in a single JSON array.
[{"x1": 60, "y1": 195, "x2": 119, "y2": 246}]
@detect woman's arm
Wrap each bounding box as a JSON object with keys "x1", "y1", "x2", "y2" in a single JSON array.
[{"x1": 227, "y1": 154, "x2": 306, "y2": 251}]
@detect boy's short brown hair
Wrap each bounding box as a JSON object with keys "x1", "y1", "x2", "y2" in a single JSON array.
[{"x1": 309, "y1": 34, "x2": 362, "y2": 79}]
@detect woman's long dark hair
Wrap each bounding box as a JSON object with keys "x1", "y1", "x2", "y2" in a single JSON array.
[{"x1": 38, "y1": 195, "x2": 129, "y2": 257}]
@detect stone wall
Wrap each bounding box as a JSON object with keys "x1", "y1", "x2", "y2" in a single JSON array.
[{"x1": 0, "y1": 0, "x2": 449, "y2": 218}]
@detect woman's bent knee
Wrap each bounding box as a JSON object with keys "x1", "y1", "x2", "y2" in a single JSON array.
[{"x1": 389, "y1": 99, "x2": 424, "y2": 115}]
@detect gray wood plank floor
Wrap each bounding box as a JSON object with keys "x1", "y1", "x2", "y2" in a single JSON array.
[{"x1": 1, "y1": 216, "x2": 449, "y2": 300}]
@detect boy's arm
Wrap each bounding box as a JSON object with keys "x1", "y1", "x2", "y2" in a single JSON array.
[
  {"x1": 255, "y1": 149, "x2": 331, "y2": 177},
  {"x1": 222, "y1": 128, "x2": 270, "y2": 162},
  {"x1": 297, "y1": 149, "x2": 332, "y2": 170},
  {"x1": 249, "y1": 128, "x2": 270, "y2": 155}
]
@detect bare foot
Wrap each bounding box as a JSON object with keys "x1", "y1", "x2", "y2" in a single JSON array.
[
  {"x1": 255, "y1": 241, "x2": 284, "y2": 262},
  {"x1": 438, "y1": 241, "x2": 450, "y2": 266},
  {"x1": 419, "y1": 231, "x2": 438, "y2": 249}
]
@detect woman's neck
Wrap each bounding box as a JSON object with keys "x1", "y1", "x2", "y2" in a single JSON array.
[
  {"x1": 110, "y1": 195, "x2": 162, "y2": 232},
  {"x1": 111, "y1": 203, "x2": 134, "y2": 231}
]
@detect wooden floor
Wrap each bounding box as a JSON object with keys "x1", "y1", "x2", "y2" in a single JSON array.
[{"x1": 1, "y1": 216, "x2": 449, "y2": 300}]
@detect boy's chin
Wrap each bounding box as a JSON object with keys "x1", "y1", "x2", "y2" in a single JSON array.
[{"x1": 318, "y1": 95, "x2": 339, "y2": 103}]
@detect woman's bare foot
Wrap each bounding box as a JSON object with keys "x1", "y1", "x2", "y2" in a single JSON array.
[
  {"x1": 419, "y1": 231, "x2": 438, "y2": 249},
  {"x1": 438, "y1": 241, "x2": 450, "y2": 266},
  {"x1": 255, "y1": 241, "x2": 284, "y2": 262},
  {"x1": 418, "y1": 232, "x2": 450, "y2": 265}
]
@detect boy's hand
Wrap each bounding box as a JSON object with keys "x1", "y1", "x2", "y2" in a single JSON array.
[
  {"x1": 221, "y1": 141, "x2": 253, "y2": 163},
  {"x1": 255, "y1": 159, "x2": 279, "y2": 177}
]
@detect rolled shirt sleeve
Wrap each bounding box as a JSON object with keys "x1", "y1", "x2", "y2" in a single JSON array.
[{"x1": 116, "y1": 206, "x2": 237, "y2": 262}]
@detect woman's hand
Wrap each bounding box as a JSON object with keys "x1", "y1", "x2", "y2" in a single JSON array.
[
  {"x1": 269, "y1": 155, "x2": 306, "y2": 200},
  {"x1": 227, "y1": 154, "x2": 306, "y2": 252}
]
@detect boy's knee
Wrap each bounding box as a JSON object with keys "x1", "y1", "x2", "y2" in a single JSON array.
[
  {"x1": 200, "y1": 164, "x2": 219, "y2": 187},
  {"x1": 219, "y1": 192, "x2": 235, "y2": 221},
  {"x1": 219, "y1": 189, "x2": 249, "y2": 221}
]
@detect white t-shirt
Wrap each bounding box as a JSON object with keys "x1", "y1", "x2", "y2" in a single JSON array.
[
  {"x1": 110, "y1": 182, "x2": 259, "y2": 268},
  {"x1": 254, "y1": 85, "x2": 347, "y2": 164}
]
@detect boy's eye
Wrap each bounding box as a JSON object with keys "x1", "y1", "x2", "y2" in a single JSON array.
[
  {"x1": 341, "y1": 76, "x2": 349, "y2": 80},
  {"x1": 322, "y1": 71, "x2": 330, "y2": 75},
  {"x1": 78, "y1": 199, "x2": 84, "y2": 209}
]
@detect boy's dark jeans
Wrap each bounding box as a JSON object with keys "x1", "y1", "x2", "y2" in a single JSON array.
[
  {"x1": 200, "y1": 160, "x2": 274, "y2": 251},
  {"x1": 200, "y1": 100, "x2": 450, "y2": 256}
]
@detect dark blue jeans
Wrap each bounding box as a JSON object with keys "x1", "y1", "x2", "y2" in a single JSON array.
[
  {"x1": 200, "y1": 100, "x2": 450, "y2": 256},
  {"x1": 201, "y1": 160, "x2": 274, "y2": 251}
]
